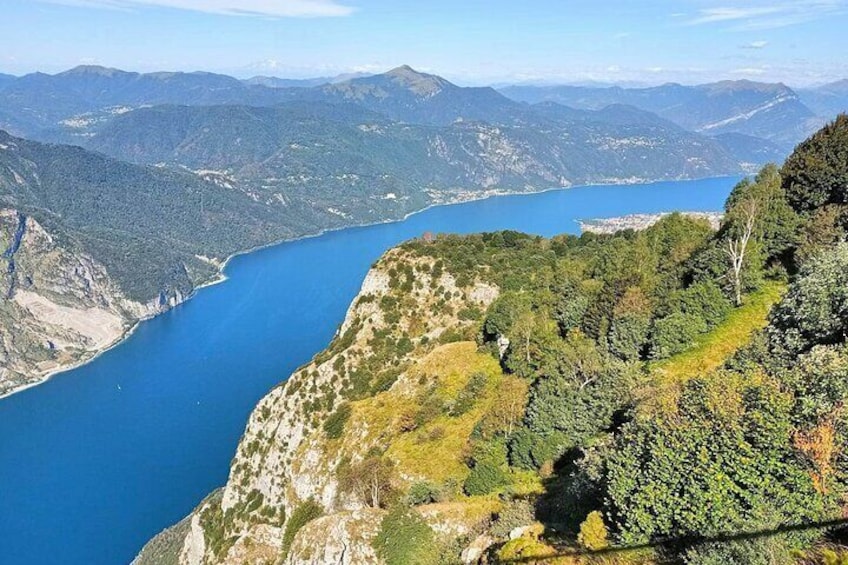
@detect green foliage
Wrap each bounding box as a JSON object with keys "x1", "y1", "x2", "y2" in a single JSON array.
[
  {"x1": 605, "y1": 378, "x2": 827, "y2": 546},
  {"x1": 608, "y1": 313, "x2": 650, "y2": 361},
  {"x1": 323, "y1": 402, "x2": 352, "y2": 439},
  {"x1": 683, "y1": 538, "x2": 795, "y2": 565},
  {"x1": 280, "y1": 499, "x2": 324, "y2": 560},
  {"x1": 490, "y1": 497, "x2": 537, "y2": 538},
  {"x1": 767, "y1": 243, "x2": 848, "y2": 357},
  {"x1": 672, "y1": 280, "x2": 732, "y2": 329},
  {"x1": 463, "y1": 459, "x2": 510, "y2": 496},
  {"x1": 449, "y1": 371, "x2": 489, "y2": 417},
  {"x1": 649, "y1": 312, "x2": 708, "y2": 359},
  {"x1": 373, "y1": 505, "x2": 438, "y2": 565},
  {"x1": 577, "y1": 510, "x2": 609, "y2": 551},
  {"x1": 405, "y1": 481, "x2": 442, "y2": 506},
  {"x1": 782, "y1": 114, "x2": 848, "y2": 214}
]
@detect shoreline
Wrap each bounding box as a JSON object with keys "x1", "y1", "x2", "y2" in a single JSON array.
[{"x1": 0, "y1": 173, "x2": 742, "y2": 400}]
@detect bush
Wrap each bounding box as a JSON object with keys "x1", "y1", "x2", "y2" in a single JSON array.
[
  {"x1": 577, "y1": 510, "x2": 609, "y2": 551},
  {"x1": 782, "y1": 114, "x2": 848, "y2": 214},
  {"x1": 609, "y1": 313, "x2": 650, "y2": 361},
  {"x1": 373, "y1": 505, "x2": 438, "y2": 565},
  {"x1": 490, "y1": 498, "x2": 536, "y2": 538},
  {"x1": 280, "y1": 499, "x2": 323, "y2": 559},
  {"x1": 449, "y1": 372, "x2": 489, "y2": 417},
  {"x1": 683, "y1": 538, "x2": 794, "y2": 565},
  {"x1": 768, "y1": 243, "x2": 848, "y2": 357},
  {"x1": 405, "y1": 481, "x2": 442, "y2": 506},
  {"x1": 675, "y1": 281, "x2": 731, "y2": 329},
  {"x1": 323, "y1": 402, "x2": 352, "y2": 439},
  {"x1": 463, "y1": 460, "x2": 510, "y2": 496},
  {"x1": 649, "y1": 312, "x2": 707, "y2": 359}
]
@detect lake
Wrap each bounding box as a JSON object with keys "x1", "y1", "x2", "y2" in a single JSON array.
[{"x1": 0, "y1": 177, "x2": 738, "y2": 564}]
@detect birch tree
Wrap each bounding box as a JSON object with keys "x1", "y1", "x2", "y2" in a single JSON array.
[{"x1": 726, "y1": 197, "x2": 758, "y2": 307}]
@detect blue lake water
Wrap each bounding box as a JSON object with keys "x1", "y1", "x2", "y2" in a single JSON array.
[{"x1": 0, "y1": 177, "x2": 739, "y2": 564}]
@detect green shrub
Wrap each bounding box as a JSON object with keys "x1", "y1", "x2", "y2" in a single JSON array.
[
  {"x1": 323, "y1": 402, "x2": 352, "y2": 439},
  {"x1": 609, "y1": 313, "x2": 650, "y2": 361},
  {"x1": 577, "y1": 510, "x2": 609, "y2": 551},
  {"x1": 373, "y1": 505, "x2": 438, "y2": 565},
  {"x1": 490, "y1": 497, "x2": 536, "y2": 538},
  {"x1": 649, "y1": 312, "x2": 707, "y2": 359},
  {"x1": 463, "y1": 460, "x2": 509, "y2": 496},
  {"x1": 449, "y1": 372, "x2": 489, "y2": 417},
  {"x1": 405, "y1": 481, "x2": 442, "y2": 506},
  {"x1": 280, "y1": 499, "x2": 323, "y2": 559}
]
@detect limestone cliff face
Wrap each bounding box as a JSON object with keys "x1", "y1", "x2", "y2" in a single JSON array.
[
  {"x1": 152, "y1": 245, "x2": 504, "y2": 565},
  {"x1": 0, "y1": 209, "x2": 183, "y2": 395}
]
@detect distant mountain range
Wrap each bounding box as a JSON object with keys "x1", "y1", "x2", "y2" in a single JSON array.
[
  {"x1": 0, "y1": 63, "x2": 842, "y2": 391},
  {"x1": 798, "y1": 80, "x2": 848, "y2": 117},
  {"x1": 499, "y1": 80, "x2": 844, "y2": 152},
  {"x1": 1, "y1": 64, "x2": 844, "y2": 161},
  {"x1": 0, "y1": 66, "x2": 740, "y2": 300}
]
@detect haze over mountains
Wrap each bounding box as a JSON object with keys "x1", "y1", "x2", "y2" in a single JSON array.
[{"x1": 1, "y1": 63, "x2": 846, "y2": 393}]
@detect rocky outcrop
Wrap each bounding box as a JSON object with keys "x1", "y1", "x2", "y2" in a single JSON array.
[
  {"x1": 0, "y1": 209, "x2": 185, "y2": 395},
  {"x1": 138, "y1": 245, "x2": 508, "y2": 564}
]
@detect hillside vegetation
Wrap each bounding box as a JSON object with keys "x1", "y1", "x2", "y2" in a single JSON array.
[{"x1": 139, "y1": 116, "x2": 848, "y2": 564}]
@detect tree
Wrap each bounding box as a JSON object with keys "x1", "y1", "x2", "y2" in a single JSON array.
[
  {"x1": 782, "y1": 114, "x2": 848, "y2": 214},
  {"x1": 337, "y1": 456, "x2": 396, "y2": 508},
  {"x1": 725, "y1": 196, "x2": 758, "y2": 306}
]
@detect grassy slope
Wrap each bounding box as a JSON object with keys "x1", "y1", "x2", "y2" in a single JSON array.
[{"x1": 650, "y1": 280, "x2": 786, "y2": 386}]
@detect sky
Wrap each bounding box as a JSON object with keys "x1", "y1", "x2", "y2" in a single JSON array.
[{"x1": 1, "y1": 0, "x2": 847, "y2": 86}]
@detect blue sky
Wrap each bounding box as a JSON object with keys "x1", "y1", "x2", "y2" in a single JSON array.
[{"x1": 2, "y1": 0, "x2": 847, "y2": 85}]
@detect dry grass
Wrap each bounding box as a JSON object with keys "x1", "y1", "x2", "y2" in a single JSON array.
[{"x1": 350, "y1": 342, "x2": 504, "y2": 484}]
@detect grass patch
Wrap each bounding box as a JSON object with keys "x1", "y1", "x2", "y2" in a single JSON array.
[
  {"x1": 650, "y1": 281, "x2": 786, "y2": 386},
  {"x1": 388, "y1": 343, "x2": 503, "y2": 484}
]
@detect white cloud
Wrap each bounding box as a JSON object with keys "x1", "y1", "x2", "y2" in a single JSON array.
[
  {"x1": 731, "y1": 67, "x2": 769, "y2": 75},
  {"x1": 38, "y1": 0, "x2": 355, "y2": 17},
  {"x1": 685, "y1": 1, "x2": 847, "y2": 30},
  {"x1": 687, "y1": 6, "x2": 783, "y2": 25},
  {"x1": 740, "y1": 40, "x2": 769, "y2": 49}
]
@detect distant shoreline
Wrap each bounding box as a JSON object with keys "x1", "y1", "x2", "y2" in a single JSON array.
[
  {"x1": 0, "y1": 174, "x2": 742, "y2": 400},
  {"x1": 578, "y1": 211, "x2": 724, "y2": 234}
]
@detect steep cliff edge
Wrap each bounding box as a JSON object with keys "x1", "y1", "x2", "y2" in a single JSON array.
[
  {"x1": 137, "y1": 242, "x2": 532, "y2": 564},
  {"x1": 0, "y1": 209, "x2": 178, "y2": 395}
]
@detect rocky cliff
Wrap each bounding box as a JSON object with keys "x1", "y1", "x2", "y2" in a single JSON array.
[
  {"x1": 0, "y1": 209, "x2": 179, "y2": 395},
  {"x1": 137, "y1": 242, "x2": 539, "y2": 564}
]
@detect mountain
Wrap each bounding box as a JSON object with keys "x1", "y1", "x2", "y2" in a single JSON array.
[
  {"x1": 0, "y1": 73, "x2": 15, "y2": 89},
  {"x1": 0, "y1": 64, "x2": 755, "y2": 395},
  {"x1": 0, "y1": 129, "x2": 316, "y2": 302},
  {"x1": 0, "y1": 98, "x2": 741, "y2": 396},
  {"x1": 0, "y1": 64, "x2": 818, "y2": 165},
  {"x1": 710, "y1": 132, "x2": 788, "y2": 169},
  {"x1": 798, "y1": 79, "x2": 848, "y2": 117},
  {"x1": 80, "y1": 99, "x2": 742, "y2": 193},
  {"x1": 137, "y1": 118, "x2": 848, "y2": 565},
  {"x1": 286, "y1": 65, "x2": 528, "y2": 126},
  {"x1": 0, "y1": 65, "x2": 295, "y2": 138},
  {"x1": 0, "y1": 129, "x2": 318, "y2": 392},
  {"x1": 500, "y1": 80, "x2": 823, "y2": 151}
]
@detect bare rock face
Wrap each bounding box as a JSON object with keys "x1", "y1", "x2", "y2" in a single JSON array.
[
  {"x1": 0, "y1": 210, "x2": 145, "y2": 394},
  {"x1": 285, "y1": 509, "x2": 383, "y2": 565},
  {"x1": 0, "y1": 208, "x2": 197, "y2": 395},
  {"x1": 162, "y1": 246, "x2": 503, "y2": 565}
]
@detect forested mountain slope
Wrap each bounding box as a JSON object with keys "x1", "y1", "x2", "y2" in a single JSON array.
[{"x1": 138, "y1": 117, "x2": 848, "y2": 564}]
